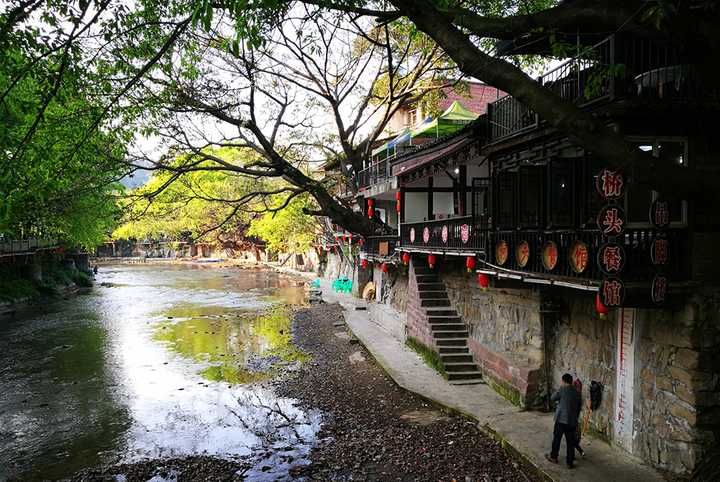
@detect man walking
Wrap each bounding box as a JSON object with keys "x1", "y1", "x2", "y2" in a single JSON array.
[{"x1": 546, "y1": 373, "x2": 580, "y2": 468}]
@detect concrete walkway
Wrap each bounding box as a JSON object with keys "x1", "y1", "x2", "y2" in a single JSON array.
[{"x1": 320, "y1": 282, "x2": 663, "y2": 482}]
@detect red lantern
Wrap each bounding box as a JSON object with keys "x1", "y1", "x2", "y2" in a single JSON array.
[
  {"x1": 596, "y1": 293, "x2": 609, "y2": 319},
  {"x1": 358, "y1": 237, "x2": 364, "y2": 246},
  {"x1": 402, "y1": 252, "x2": 410, "y2": 265},
  {"x1": 367, "y1": 198, "x2": 374, "y2": 219},
  {"x1": 395, "y1": 191, "x2": 401, "y2": 214},
  {"x1": 381, "y1": 262, "x2": 389, "y2": 273},
  {"x1": 334, "y1": 235, "x2": 339, "y2": 242},
  {"x1": 342, "y1": 234, "x2": 347, "y2": 243},
  {"x1": 428, "y1": 254, "x2": 436, "y2": 269},
  {"x1": 349, "y1": 234, "x2": 353, "y2": 244},
  {"x1": 477, "y1": 273, "x2": 490, "y2": 289},
  {"x1": 361, "y1": 259, "x2": 368, "y2": 269},
  {"x1": 466, "y1": 256, "x2": 476, "y2": 273}
]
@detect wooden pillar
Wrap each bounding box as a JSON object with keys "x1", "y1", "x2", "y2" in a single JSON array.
[{"x1": 427, "y1": 176, "x2": 434, "y2": 221}]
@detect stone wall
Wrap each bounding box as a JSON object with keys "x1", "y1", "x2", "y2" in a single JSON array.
[
  {"x1": 546, "y1": 292, "x2": 616, "y2": 441},
  {"x1": 632, "y1": 289, "x2": 720, "y2": 477},
  {"x1": 439, "y1": 259, "x2": 544, "y2": 408},
  {"x1": 405, "y1": 260, "x2": 435, "y2": 349}
]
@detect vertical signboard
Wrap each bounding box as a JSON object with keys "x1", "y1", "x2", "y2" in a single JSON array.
[{"x1": 615, "y1": 308, "x2": 636, "y2": 453}]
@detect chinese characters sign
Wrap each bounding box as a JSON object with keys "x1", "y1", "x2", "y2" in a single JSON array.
[
  {"x1": 597, "y1": 205, "x2": 626, "y2": 236},
  {"x1": 598, "y1": 242, "x2": 626, "y2": 275},
  {"x1": 596, "y1": 169, "x2": 625, "y2": 200},
  {"x1": 600, "y1": 277, "x2": 625, "y2": 307},
  {"x1": 495, "y1": 240, "x2": 508, "y2": 266},
  {"x1": 542, "y1": 241, "x2": 558, "y2": 271},
  {"x1": 651, "y1": 274, "x2": 668, "y2": 305},
  {"x1": 651, "y1": 236, "x2": 668, "y2": 266},
  {"x1": 569, "y1": 241, "x2": 589, "y2": 274},
  {"x1": 515, "y1": 240, "x2": 530, "y2": 268},
  {"x1": 650, "y1": 199, "x2": 671, "y2": 229}
]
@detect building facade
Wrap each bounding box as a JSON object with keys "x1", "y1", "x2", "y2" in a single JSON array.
[{"x1": 355, "y1": 32, "x2": 720, "y2": 477}]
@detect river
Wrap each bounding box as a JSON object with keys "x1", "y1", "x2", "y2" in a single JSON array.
[{"x1": 0, "y1": 264, "x2": 320, "y2": 481}]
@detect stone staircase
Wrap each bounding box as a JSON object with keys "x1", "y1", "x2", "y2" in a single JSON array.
[{"x1": 414, "y1": 266, "x2": 483, "y2": 385}]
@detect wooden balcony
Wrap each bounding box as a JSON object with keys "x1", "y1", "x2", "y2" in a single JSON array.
[
  {"x1": 362, "y1": 234, "x2": 399, "y2": 260},
  {"x1": 399, "y1": 216, "x2": 487, "y2": 255}
]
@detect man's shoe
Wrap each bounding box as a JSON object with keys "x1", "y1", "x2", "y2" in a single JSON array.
[{"x1": 545, "y1": 454, "x2": 558, "y2": 464}]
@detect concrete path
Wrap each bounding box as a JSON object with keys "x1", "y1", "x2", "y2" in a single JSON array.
[{"x1": 320, "y1": 282, "x2": 663, "y2": 482}]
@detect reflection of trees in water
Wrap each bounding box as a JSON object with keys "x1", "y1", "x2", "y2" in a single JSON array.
[
  {"x1": 0, "y1": 319, "x2": 130, "y2": 481},
  {"x1": 229, "y1": 392, "x2": 318, "y2": 452}
]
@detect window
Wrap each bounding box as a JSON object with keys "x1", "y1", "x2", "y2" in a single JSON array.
[
  {"x1": 548, "y1": 159, "x2": 574, "y2": 227},
  {"x1": 494, "y1": 171, "x2": 516, "y2": 228},
  {"x1": 406, "y1": 109, "x2": 417, "y2": 126},
  {"x1": 518, "y1": 166, "x2": 545, "y2": 227},
  {"x1": 627, "y1": 138, "x2": 688, "y2": 226},
  {"x1": 472, "y1": 177, "x2": 491, "y2": 228}
]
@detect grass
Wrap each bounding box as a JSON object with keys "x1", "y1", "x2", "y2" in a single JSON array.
[{"x1": 406, "y1": 336, "x2": 447, "y2": 378}]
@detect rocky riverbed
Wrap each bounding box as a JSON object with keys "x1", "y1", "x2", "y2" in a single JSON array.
[{"x1": 274, "y1": 302, "x2": 537, "y2": 482}]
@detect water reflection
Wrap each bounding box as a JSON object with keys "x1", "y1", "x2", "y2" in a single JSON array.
[{"x1": 0, "y1": 264, "x2": 316, "y2": 481}]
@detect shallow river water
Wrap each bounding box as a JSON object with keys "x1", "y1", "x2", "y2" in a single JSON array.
[{"x1": 0, "y1": 264, "x2": 319, "y2": 481}]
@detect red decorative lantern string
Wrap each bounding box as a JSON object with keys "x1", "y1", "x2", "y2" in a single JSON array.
[
  {"x1": 361, "y1": 259, "x2": 368, "y2": 269},
  {"x1": 477, "y1": 273, "x2": 490, "y2": 289},
  {"x1": 367, "y1": 198, "x2": 374, "y2": 219},
  {"x1": 381, "y1": 262, "x2": 389, "y2": 273},
  {"x1": 402, "y1": 252, "x2": 410, "y2": 265},
  {"x1": 358, "y1": 238, "x2": 364, "y2": 246},
  {"x1": 395, "y1": 191, "x2": 401, "y2": 214},
  {"x1": 428, "y1": 254, "x2": 437, "y2": 269},
  {"x1": 595, "y1": 293, "x2": 609, "y2": 319},
  {"x1": 465, "y1": 256, "x2": 476, "y2": 273}
]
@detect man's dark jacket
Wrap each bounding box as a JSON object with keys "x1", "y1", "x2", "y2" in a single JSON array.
[{"x1": 551, "y1": 385, "x2": 580, "y2": 426}]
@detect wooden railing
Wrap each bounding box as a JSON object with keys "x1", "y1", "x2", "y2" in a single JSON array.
[
  {"x1": 399, "y1": 216, "x2": 488, "y2": 253},
  {"x1": 363, "y1": 233, "x2": 399, "y2": 258},
  {"x1": 488, "y1": 228, "x2": 687, "y2": 282},
  {"x1": 358, "y1": 158, "x2": 393, "y2": 189}
]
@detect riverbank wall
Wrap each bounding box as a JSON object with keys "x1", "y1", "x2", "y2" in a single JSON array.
[{"x1": 0, "y1": 251, "x2": 93, "y2": 316}]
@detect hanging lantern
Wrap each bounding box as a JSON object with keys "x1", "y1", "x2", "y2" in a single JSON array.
[
  {"x1": 361, "y1": 259, "x2": 368, "y2": 269},
  {"x1": 381, "y1": 262, "x2": 389, "y2": 273},
  {"x1": 402, "y1": 252, "x2": 410, "y2": 265},
  {"x1": 465, "y1": 256, "x2": 476, "y2": 273},
  {"x1": 477, "y1": 273, "x2": 490, "y2": 289},
  {"x1": 358, "y1": 237, "x2": 364, "y2": 246},
  {"x1": 334, "y1": 235, "x2": 339, "y2": 242},
  {"x1": 428, "y1": 254, "x2": 437, "y2": 269},
  {"x1": 342, "y1": 234, "x2": 347, "y2": 243},
  {"x1": 395, "y1": 191, "x2": 401, "y2": 214},
  {"x1": 595, "y1": 293, "x2": 609, "y2": 319},
  {"x1": 367, "y1": 198, "x2": 374, "y2": 219}
]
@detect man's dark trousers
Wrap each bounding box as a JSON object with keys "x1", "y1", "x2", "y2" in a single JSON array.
[{"x1": 551, "y1": 420, "x2": 577, "y2": 465}]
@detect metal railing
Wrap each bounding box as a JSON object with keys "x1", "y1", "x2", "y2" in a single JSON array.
[
  {"x1": 357, "y1": 158, "x2": 393, "y2": 189},
  {"x1": 488, "y1": 34, "x2": 709, "y2": 141},
  {"x1": 400, "y1": 216, "x2": 488, "y2": 253}
]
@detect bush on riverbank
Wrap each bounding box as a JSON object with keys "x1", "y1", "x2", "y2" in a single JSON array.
[{"x1": 0, "y1": 259, "x2": 93, "y2": 305}]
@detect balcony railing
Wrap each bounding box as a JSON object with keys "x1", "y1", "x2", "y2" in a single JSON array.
[
  {"x1": 363, "y1": 233, "x2": 399, "y2": 258},
  {"x1": 488, "y1": 34, "x2": 710, "y2": 141},
  {"x1": 400, "y1": 216, "x2": 488, "y2": 253},
  {"x1": 358, "y1": 158, "x2": 393, "y2": 189},
  {"x1": 488, "y1": 228, "x2": 687, "y2": 282}
]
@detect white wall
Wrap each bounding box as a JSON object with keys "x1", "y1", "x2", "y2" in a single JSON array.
[
  {"x1": 405, "y1": 192, "x2": 427, "y2": 222},
  {"x1": 433, "y1": 192, "x2": 454, "y2": 218}
]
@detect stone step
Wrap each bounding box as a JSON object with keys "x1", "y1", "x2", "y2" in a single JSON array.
[
  {"x1": 431, "y1": 323, "x2": 467, "y2": 332},
  {"x1": 446, "y1": 371, "x2": 484, "y2": 381},
  {"x1": 438, "y1": 346, "x2": 470, "y2": 354},
  {"x1": 417, "y1": 282, "x2": 445, "y2": 291},
  {"x1": 416, "y1": 275, "x2": 440, "y2": 283},
  {"x1": 440, "y1": 354, "x2": 474, "y2": 363},
  {"x1": 434, "y1": 330, "x2": 469, "y2": 339},
  {"x1": 421, "y1": 298, "x2": 450, "y2": 308},
  {"x1": 418, "y1": 290, "x2": 448, "y2": 299},
  {"x1": 428, "y1": 315, "x2": 462, "y2": 324},
  {"x1": 413, "y1": 268, "x2": 435, "y2": 275},
  {"x1": 424, "y1": 308, "x2": 458, "y2": 317},
  {"x1": 443, "y1": 362, "x2": 479, "y2": 372},
  {"x1": 449, "y1": 379, "x2": 485, "y2": 386},
  {"x1": 435, "y1": 338, "x2": 468, "y2": 347}
]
